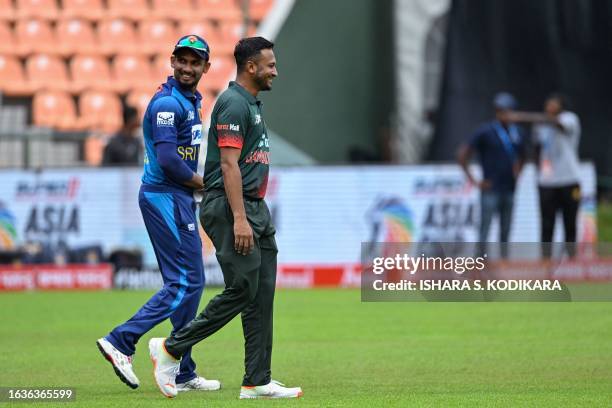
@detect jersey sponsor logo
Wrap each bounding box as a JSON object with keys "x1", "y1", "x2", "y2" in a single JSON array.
[
  {"x1": 254, "y1": 114, "x2": 261, "y2": 125},
  {"x1": 187, "y1": 110, "x2": 195, "y2": 121},
  {"x1": 191, "y1": 124, "x2": 203, "y2": 145},
  {"x1": 216, "y1": 123, "x2": 240, "y2": 132},
  {"x1": 157, "y1": 112, "x2": 175, "y2": 126},
  {"x1": 258, "y1": 133, "x2": 269, "y2": 148},
  {"x1": 177, "y1": 145, "x2": 199, "y2": 161},
  {"x1": 187, "y1": 223, "x2": 195, "y2": 231},
  {"x1": 244, "y1": 150, "x2": 270, "y2": 165}
]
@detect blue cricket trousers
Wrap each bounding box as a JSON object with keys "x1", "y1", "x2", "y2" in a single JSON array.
[{"x1": 106, "y1": 185, "x2": 205, "y2": 384}]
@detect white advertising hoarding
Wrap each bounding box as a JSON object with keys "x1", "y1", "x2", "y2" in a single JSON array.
[
  {"x1": 0, "y1": 164, "x2": 597, "y2": 273},
  {"x1": 272, "y1": 164, "x2": 596, "y2": 264}
]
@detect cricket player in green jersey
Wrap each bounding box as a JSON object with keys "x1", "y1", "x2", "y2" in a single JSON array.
[{"x1": 149, "y1": 37, "x2": 303, "y2": 400}]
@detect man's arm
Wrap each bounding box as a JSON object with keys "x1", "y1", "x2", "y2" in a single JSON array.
[
  {"x1": 155, "y1": 141, "x2": 204, "y2": 190},
  {"x1": 185, "y1": 173, "x2": 205, "y2": 190},
  {"x1": 220, "y1": 147, "x2": 253, "y2": 256},
  {"x1": 214, "y1": 99, "x2": 251, "y2": 254},
  {"x1": 508, "y1": 111, "x2": 566, "y2": 132},
  {"x1": 457, "y1": 144, "x2": 475, "y2": 184},
  {"x1": 457, "y1": 144, "x2": 489, "y2": 189},
  {"x1": 513, "y1": 148, "x2": 525, "y2": 180},
  {"x1": 150, "y1": 97, "x2": 203, "y2": 190}
]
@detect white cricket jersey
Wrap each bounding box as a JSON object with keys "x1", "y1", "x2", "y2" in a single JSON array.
[{"x1": 534, "y1": 111, "x2": 581, "y2": 187}]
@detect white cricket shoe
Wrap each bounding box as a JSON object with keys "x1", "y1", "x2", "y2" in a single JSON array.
[
  {"x1": 148, "y1": 337, "x2": 180, "y2": 398},
  {"x1": 239, "y1": 380, "x2": 303, "y2": 399},
  {"x1": 177, "y1": 376, "x2": 222, "y2": 392},
  {"x1": 96, "y1": 337, "x2": 140, "y2": 389}
]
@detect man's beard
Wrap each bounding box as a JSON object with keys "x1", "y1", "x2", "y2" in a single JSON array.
[
  {"x1": 254, "y1": 71, "x2": 271, "y2": 91},
  {"x1": 175, "y1": 70, "x2": 199, "y2": 89}
]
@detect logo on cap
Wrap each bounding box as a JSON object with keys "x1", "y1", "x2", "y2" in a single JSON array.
[{"x1": 188, "y1": 35, "x2": 197, "y2": 44}]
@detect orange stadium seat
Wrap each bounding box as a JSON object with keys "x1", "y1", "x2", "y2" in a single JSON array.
[
  {"x1": 217, "y1": 21, "x2": 256, "y2": 55},
  {"x1": 55, "y1": 18, "x2": 97, "y2": 56},
  {"x1": 199, "y1": 89, "x2": 216, "y2": 119},
  {"x1": 151, "y1": 0, "x2": 194, "y2": 21},
  {"x1": 0, "y1": 0, "x2": 16, "y2": 21},
  {"x1": 248, "y1": 0, "x2": 274, "y2": 22},
  {"x1": 84, "y1": 133, "x2": 105, "y2": 165},
  {"x1": 0, "y1": 22, "x2": 16, "y2": 55},
  {"x1": 69, "y1": 54, "x2": 111, "y2": 92},
  {"x1": 126, "y1": 89, "x2": 152, "y2": 118},
  {"x1": 16, "y1": 0, "x2": 59, "y2": 20},
  {"x1": 15, "y1": 19, "x2": 56, "y2": 56},
  {"x1": 203, "y1": 54, "x2": 233, "y2": 93},
  {"x1": 97, "y1": 18, "x2": 139, "y2": 56},
  {"x1": 61, "y1": 0, "x2": 105, "y2": 21},
  {"x1": 107, "y1": 0, "x2": 149, "y2": 21},
  {"x1": 152, "y1": 53, "x2": 174, "y2": 81},
  {"x1": 194, "y1": 0, "x2": 241, "y2": 22},
  {"x1": 26, "y1": 54, "x2": 71, "y2": 91},
  {"x1": 0, "y1": 54, "x2": 32, "y2": 95},
  {"x1": 217, "y1": 20, "x2": 245, "y2": 54},
  {"x1": 78, "y1": 90, "x2": 123, "y2": 132},
  {"x1": 111, "y1": 54, "x2": 154, "y2": 93},
  {"x1": 32, "y1": 90, "x2": 80, "y2": 130},
  {"x1": 137, "y1": 19, "x2": 177, "y2": 56}
]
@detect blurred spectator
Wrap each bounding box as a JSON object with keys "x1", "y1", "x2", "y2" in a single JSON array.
[
  {"x1": 19, "y1": 241, "x2": 47, "y2": 264},
  {"x1": 0, "y1": 249, "x2": 23, "y2": 264},
  {"x1": 108, "y1": 248, "x2": 143, "y2": 271},
  {"x1": 101, "y1": 105, "x2": 142, "y2": 166},
  {"x1": 53, "y1": 240, "x2": 70, "y2": 266},
  {"x1": 457, "y1": 92, "x2": 526, "y2": 253},
  {"x1": 69, "y1": 245, "x2": 104, "y2": 264},
  {"x1": 510, "y1": 93, "x2": 581, "y2": 252}
]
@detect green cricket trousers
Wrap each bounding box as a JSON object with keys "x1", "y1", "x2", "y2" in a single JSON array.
[{"x1": 164, "y1": 192, "x2": 278, "y2": 386}]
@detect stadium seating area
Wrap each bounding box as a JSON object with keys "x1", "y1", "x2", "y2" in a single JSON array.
[{"x1": 0, "y1": 0, "x2": 273, "y2": 138}]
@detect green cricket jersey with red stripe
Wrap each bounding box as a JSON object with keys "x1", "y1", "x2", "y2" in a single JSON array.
[{"x1": 204, "y1": 81, "x2": 270, "y2": 199}]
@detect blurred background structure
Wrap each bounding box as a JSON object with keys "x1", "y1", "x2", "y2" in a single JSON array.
[
  {"x1": 1, "y1": 0, "x2": 611, "y2": 172},
  {"x1": 0, "y1": 0, "x2": 610, "y2": 290},
  {"x1": 0, "y1": 0, "x2": 276, "y2": 167}
]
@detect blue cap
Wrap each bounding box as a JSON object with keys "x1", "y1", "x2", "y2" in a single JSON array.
[
  {"x1": 173, "y1": 34, "x2": 210, "y2": 60},
  {"x1": 493, "y1": 92, "x2": 517, "y2": 110}
]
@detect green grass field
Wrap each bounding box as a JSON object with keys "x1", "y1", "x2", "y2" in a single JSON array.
[{"x1": 2, "y1": 289, "x2": 612, "y2": 407}]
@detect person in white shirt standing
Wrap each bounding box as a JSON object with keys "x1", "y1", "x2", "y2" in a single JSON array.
[{"x1": 510, "y1": 93, "x2": 581, "y2": 254}]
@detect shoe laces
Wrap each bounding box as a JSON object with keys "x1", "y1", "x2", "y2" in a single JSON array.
[
  {"x1": 268, "y1": 380, "x2": 288, "y2": 392},
  {"x1": 195, "y1": 377, "x2": 208, "y2": 385},
  {"x1": 114, "y1": 350, "x2": 132, "y2": 367}
]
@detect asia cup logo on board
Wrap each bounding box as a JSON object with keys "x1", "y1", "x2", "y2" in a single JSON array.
[
  {"x1": 15, "y1": 177, "x2": 80, "y2": 199},
  {"x1": 0, "y1": 201, "x2": 18, "y2": 249},
  {"x1": 366, "y1": 196, "x2": 415, "y2": 243}
]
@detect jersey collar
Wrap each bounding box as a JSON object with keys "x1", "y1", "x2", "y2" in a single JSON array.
[
  {"x1": 167, "y1": 76, "x2": 202, "y2": 101},
  {"x1": 229, "y1": 81, "x2": 260, "y2": 105}
]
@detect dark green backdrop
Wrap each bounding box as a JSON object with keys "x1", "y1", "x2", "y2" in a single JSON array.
[{"x1": 259, "y1": 0, "x2": 394, "y2": 164}]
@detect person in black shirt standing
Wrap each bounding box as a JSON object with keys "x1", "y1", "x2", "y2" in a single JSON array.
[
  {"x1": 458, "y1": 92, "x2": 526, "y2": 254},
  {"x1": 102, "y1": 105, "x2": 142, "y2": 166}
]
